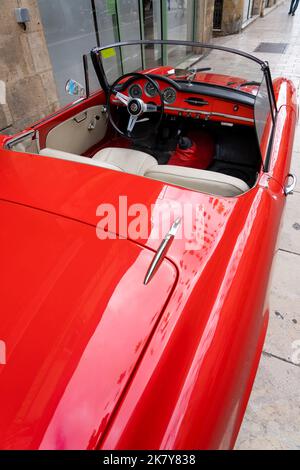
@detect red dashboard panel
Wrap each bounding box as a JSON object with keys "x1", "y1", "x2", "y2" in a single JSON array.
[{"x1": 122, "y1": 78, "x2": 254, "y2": 126}]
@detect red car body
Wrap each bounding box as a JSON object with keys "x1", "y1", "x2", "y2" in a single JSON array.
[{"x1": 0, "y1": 41, "x2": 297, "y2": 450}]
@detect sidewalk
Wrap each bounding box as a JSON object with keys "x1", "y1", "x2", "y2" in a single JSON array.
[{"x1": 215, "y1": 1, "x2": 300, "y2": 450}]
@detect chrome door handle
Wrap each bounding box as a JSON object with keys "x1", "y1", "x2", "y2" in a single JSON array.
[
  {"x1": 74, "y1": 112, "x2": 87, "y2": 123},
  {"x1": 284, "y1": 173, "x2": 297, "y2": 195}
]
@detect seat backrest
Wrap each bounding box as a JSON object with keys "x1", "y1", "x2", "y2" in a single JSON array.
[
  {"x1": 39, "y1": 148, "x2": 122, "y2": 172},
  {"x1": 93, "y1": 147, "x2": 158, "y2": 175},
  {"x1": 144, "y1": 165, "x2": 250, "y2": 197}
]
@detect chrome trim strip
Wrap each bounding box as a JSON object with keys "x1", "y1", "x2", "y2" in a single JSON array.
[
  {"x1": 73, "y1": 111, "x2": 88, "y2": 123},
  {"x1": 35, "y1": 129, "x2": 40, "y2": 153},
  {"x1": 144, "y1": 218, "x2": 181, "y2": 285},
  {"x1": 4, "y1": 130, "x2": 36, "y2": 150},
  {"x1": 284, "y1": 173, "x2": 297, "y2": 196},
  {"x1": 164, "y1": 106, "x2": 254, "y2": 123}
]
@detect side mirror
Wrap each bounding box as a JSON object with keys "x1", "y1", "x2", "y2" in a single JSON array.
[{"x1": 65, "y1": 79, "x2": 85, "y2": 97}]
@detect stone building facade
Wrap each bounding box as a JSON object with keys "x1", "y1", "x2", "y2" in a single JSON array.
[
  {"x1": 0, "y1": 0, "x2": 60, "y2": 134},
  {"x1": 213, "y1": 0, "x2": 282, "y2": 36},
  {"x1": 197, "y1": 0, "x2": 216, "y2": 44},
  {"x1": 218, "y1": 0, "x2": 245, "y2": 35}
]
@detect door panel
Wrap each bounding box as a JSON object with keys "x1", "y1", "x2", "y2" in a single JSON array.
[{"x1": 45, "y1": 105, "x2": 107, "y2": 155}]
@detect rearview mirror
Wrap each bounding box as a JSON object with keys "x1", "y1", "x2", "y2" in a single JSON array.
[
  {"x1": 167, "y1": 68, "x2": 187, "y2": 78},
  {"x1": 65, "y1": 79, "x2": 85, "y2": 97}
]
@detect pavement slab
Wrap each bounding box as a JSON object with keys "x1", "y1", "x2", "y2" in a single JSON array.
[
  {"x1": 278, "y1": 192, "x2": 300, "y2": 254},
  {"x1": 266, "y1": 250, "x2": 300, "y2": 360},
  {"x1": 291, "y1": 151, "x2": 300, "y2": 181},
  {"x1": 235, "y1": 354, "x2": 300, "y2": 450}
]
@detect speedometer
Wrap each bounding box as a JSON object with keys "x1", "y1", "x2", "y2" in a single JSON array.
[
  {"x1": 163, "y1": 87, "x2": 176, "y2": 104},
  {"x1": 145, "y1": 81, "x2": 158, "y2": 97},
  {"x1": 129, "y1": 84, "x2": 142, "y2": 99}
]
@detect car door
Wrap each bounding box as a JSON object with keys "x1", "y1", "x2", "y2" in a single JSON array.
[{"x1": 44, "y1": 104, "x2": 108, "y2": 155}]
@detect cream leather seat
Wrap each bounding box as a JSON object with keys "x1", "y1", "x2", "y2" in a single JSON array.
[
  {"x1": 144, "y1": 164, "x2": 249, "y2": 197},
  {"x1": 39, "y1": 148, "x2": 120, "y2": 171},
  {"x1": 39, "y1": 147, "x2": 249, "y2": 196},
  {"x1": 93, "y1": 147, "x2": 157, "y2": 175},
  {"x1": 39, "y1": 147, "x2": 157, "y2": 176}
]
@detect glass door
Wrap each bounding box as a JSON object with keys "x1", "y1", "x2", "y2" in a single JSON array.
[
  {"x1": 141, "y1": 0, "x2": 162, "y2": 67},
  {"x1": 164, "y1": 0, "x2": 196, "y2": 66},
  {"x1": 116, "y1": 0, "x2": 143, "y2": 73},
  {"x1": 94, "y1": 0, "x2": 122, "y2": 82},
  {"x1": 243, "y1": 0, "x2": 254, "y2": 24}
]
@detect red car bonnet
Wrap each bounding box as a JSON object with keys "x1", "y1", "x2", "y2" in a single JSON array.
[{"x1": 0, "y1": 198, "x2": 176, "y2": 449}]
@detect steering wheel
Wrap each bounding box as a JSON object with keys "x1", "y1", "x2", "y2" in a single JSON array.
[{"x1": 107, "y1": 72, "x2": 164, "y2": 139}]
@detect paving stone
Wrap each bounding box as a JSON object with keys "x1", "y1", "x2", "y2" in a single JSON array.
[
  {"x1": 292, "y1": 125, "x2": 300, "y2": 152},
  {"x1": 235, "y1": 354, "x2": 300, "y2": 450},
  {"x1": 277, "y1": 191, "x2": 300, "y2": 254},
  {"x1": 291, "y1": 151, "x2": 300, "y2": 181},
  {"x1": 266, "y1": 250, "x2": 300, "y2": 360}
]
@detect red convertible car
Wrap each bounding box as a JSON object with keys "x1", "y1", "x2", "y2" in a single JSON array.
[{"x1": 0, "y1": 40, "x2": 297, "y2": 450}]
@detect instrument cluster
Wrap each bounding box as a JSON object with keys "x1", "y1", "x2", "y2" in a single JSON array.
[{"x1": 128, "y1": 82, "x2": 177, "y2": 104}]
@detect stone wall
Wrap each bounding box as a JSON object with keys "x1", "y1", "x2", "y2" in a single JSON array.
[
  {"x1": 196, "y1": 0, "x2": 215, "y2": 43},
  {"x1": 0, "y1": 0, "x2": 59, "y2": 134},
  {"x1": 214, "y1": 0, "x2": 281, "y2": 36},
  {"x1": 252, "y1": 0, "x2": 264, "y2": 15},
  {"x1": 219, "y1": 0, "x2": 244, "y2": 35},
  {"x1": 266, "y1": 0, "x2": 277, "y2": 7}
]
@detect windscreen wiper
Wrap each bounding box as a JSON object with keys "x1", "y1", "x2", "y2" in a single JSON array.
[
  {"x1": 227, "y1": 80, "x2": 260, "y2": 88},
  {"x1": 239, "y1": 81, "x2": 261, "y2": 88},
  {"x1": 188, "y1": 67, "x2": 212, "y2": 73}
]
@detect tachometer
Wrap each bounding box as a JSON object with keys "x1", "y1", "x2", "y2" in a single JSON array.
[
  {"x1": 129, "y1": 84, "x2": 142, "y2": 99},
  {"x1": 145, "y1": 81, "x2": 158, "y2": 97},
  {"x1": 163, "y1": 87, "x2": 176, "y2": 104}
]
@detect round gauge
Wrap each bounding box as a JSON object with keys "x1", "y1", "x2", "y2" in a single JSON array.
[
  {"x1": 163, "y1": 87, "x2": 176, "y2": 104},
  {"x1": 129, "y1": 84, "x2": 142, "y2": 99},
  {"x1": 145, "y1": 81, "x2": 158, "y2": 97}
]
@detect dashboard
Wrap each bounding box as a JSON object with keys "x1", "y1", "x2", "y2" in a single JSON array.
[{"x1": 118, "y1": 76, "x2": 255, "y2": 126}]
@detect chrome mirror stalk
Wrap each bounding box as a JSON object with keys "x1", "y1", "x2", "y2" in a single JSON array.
[{"x1": 284, "y1": 174, "x2": 297, "y2": 195}]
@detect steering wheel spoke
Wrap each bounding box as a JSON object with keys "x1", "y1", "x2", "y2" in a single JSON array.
[
  {"x1": 114, "y1": 91, "x2": 130, "y2": 105},
  {"x1": 127, "y1": 115, "x2": 138, "y2": 133}
]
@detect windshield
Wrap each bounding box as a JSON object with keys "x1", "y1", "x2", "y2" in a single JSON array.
[
  {"x1": 91, "y1": 40, "x2": 276, "y2": 162},
  {"x1": 94, "y1": 41, "x2": 265, "y2": 95}
]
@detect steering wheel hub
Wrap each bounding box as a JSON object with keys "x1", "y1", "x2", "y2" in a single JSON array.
[{"x1": 128, "y1": 98, "x2": 144, "y2": 116}]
